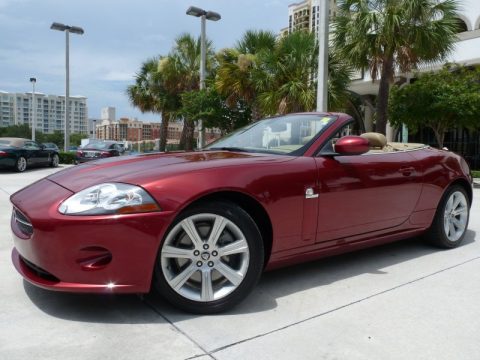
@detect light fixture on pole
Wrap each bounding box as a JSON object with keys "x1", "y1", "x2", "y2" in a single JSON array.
[
  {"x1": 30, "y1": 77, "x2": 36, "y2": 141},
  {"x1": 50, "y1": 22, "x2": 84, "y2": 151},
  {"x1": 186, "y1": 6, "x2": 221, "y2": 148},
  {"x1": 316, "y1": 0, "x2": 329, "y2": 112}
]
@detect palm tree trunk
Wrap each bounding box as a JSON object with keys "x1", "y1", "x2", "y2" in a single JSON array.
[
  {"x1": 179, "y1": 118, "x2": 195, "y2": 150},
  {"x1": 375, "y1": 58, "x2": 394, "y2": 135},
  {"x1": 159, "y1": 112, "x2": 170, "y2": 152}
]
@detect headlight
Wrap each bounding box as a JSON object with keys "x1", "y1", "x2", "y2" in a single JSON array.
[{"x1": 58, "y1": 183, "x2": 160, "y2": 215}]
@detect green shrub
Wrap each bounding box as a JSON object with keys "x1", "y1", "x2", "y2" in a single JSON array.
[
  {"x1": 472, "y1": 170, "x2": 480, "y2": 178},
  {"x1": 58, "y1": 151, "x2": 76, "y2": 164}
]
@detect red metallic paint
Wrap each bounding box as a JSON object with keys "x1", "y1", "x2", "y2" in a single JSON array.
[
  {"x1": 334, "y1": 136, "x2": 369, "y2": 155},
  {"x1": 10, "y1": 112, "x2": 472, "y2": 293}
]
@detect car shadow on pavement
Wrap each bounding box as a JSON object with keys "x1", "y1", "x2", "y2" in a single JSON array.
[
  {"x1": 24, "y1": 230, "x2": 476, "y2": 321},
  {"x1": 23, "y1": 282, "x2": 166, "y2": 325}
]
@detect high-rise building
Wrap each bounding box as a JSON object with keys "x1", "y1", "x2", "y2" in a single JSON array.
[
  {"x1": 101, "y1": 106, "x2": 116, "y2": 122},
  {"x1": 287, "y1": 0, "x2": 337, "y2": 35},
  {"x1": 0, "y1": 91, "x2": 88, "y2": 134}
]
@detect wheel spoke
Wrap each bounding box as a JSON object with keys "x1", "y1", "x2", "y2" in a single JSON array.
[
  {"x1": 452, "y1": 193, "x2": 462, "y2": 210},
  {"x1": 452, "y1": 206, "x2": 467, "y2": 217},
  {"x1": 207, "y1": 215, "x2": 227, "y2": 247},
  {"x1": 452, "y1": 217, "x2": 465, "y2": 230},
  {"x1": 448, "y1": 221, "x2": 456, "y2": 238},
  {"x1": 201, "y1": 270, "x2": 214, "y2": 301},
  {"x1": 216, "y1": 261, "x2": 243, "y2": 286},
  {"x1": 445, "y1": 196, "x2": 454, "y2": 213},
  {"x1": 162, "y1": 245, "x2": 193, "y2": 259},
  {"x1": 181, "y1": 218, "x2": 203, "y2": 248},
  {"x1": 169, "y1": 263, "x2": 197, "y2": 290},
  {"x1": 218, "y1": 239, "x2": 248, "y2": 257}
]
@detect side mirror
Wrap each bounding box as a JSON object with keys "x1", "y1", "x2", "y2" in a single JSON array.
[
  {"x1": 334, "y1": 136, "x2": 369, "y2": 156},
  {"x1": 40, "y1": 144, "x2": 46, "y2": 150}
]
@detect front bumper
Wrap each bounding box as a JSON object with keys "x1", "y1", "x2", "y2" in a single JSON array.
[{"x1": 10, "y1": 179, "x2": 174, "y2": 293}]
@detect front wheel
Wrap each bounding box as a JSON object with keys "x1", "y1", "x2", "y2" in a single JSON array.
[
  {"x1": 153, "y1": 201, "x2": 264, "y2": 314},
  {"x1": 424, "y1": 185, "x2": 470, "y2": 248}
]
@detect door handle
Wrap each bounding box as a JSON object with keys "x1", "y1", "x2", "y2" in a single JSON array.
[{"x1": 399, "y1": 166, "x2": 415, "y2": 176}]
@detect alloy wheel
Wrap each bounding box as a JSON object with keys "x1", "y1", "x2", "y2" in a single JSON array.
[
  {"x1": 443, "y1": 190, "x2": 468, "y2": 242},
  {"x1": 160, "y1": 213, "x2": 250, "y2": 302}
]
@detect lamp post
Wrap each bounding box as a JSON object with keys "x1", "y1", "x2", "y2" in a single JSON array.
[
  {"x1": 92, "y1": 119, "x2": 97, "y2": 139},
  {"x1": 316, "y1": 0, "x2": 329, "y2": 112},
  {"x1": 50, "y1": 22, "x2": 84, "y2": 151},
  {"x1": 186, "y1": 6, "x2": 221, "y2": 148},
  {"x1": 30, "y1": 77, "x2": 36, "y2": 141}
]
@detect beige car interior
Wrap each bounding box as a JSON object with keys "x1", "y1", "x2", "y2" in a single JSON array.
[{"x1": 360, "y1": 132, "x2": 426, "y2": 153}]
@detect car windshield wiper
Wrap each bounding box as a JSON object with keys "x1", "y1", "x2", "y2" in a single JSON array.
[{"x1": 207, "y1": 147, "x2": 249, "y2": 152}]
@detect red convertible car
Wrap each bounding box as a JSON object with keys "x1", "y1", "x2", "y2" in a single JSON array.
[{"x1": 10, "y1": 113, "x2": 472, "y2": 313}]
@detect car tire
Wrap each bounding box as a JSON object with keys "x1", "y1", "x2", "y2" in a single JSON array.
[
  {"x1": 153, "y1": 200, "x2": 264, "y2": 314},
  {"x1": 424, "y1": 185, "x2": 470, "y2": 248},
  {"x1": 15, "y1": 156, "x2": 27, "y2": 172},
  {"x1": 50, "y1": 154, "x2": 59, "y2": 168}
]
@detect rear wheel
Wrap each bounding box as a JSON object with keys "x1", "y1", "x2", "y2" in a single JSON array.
[
  {"x1": 15, "y1": 156, "x2": 27, "y2": 172},
  {"x1": 424, "y1": 185, "x2": 470, "y2": 248},
  {"x1": 50, "y1": 154, "x2": 59, "y2": 167},
  {"x1": 154, "y1": 201, "x2": 264, "y2": 314}
]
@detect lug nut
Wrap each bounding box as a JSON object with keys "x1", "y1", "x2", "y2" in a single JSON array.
[
  {"x1": 208, "y1": 261, "x2": 214, "y2": 267},
  {"x1": 203, "y1": 244, "x2": 209, "y2": 250},
  {"x1": 196, "y1": 261, "x2": 203, "y2": 267},
  {"x1": 212, "y1": 251, "x2": 218, "y2": 256},
  {"x1": 194, "y1": 250, "x2": 200, "y2": 256}
]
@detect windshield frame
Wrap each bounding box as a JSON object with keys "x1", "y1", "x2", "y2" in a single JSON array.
[{"x1": 205, "y1": 113, "x2": 338, "y2": 156}]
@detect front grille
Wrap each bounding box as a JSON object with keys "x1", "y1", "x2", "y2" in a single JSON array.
[
  {"x1": 20, "y1": 256, "x2": 60, "y2": 282},
  {"x1": 13, "y1": 208, "x2": 33, "y2": 236}
]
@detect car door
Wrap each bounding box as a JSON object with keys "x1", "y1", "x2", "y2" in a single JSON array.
[
  {"x1": 23, "y1": 141, "x2": 41, "y2": 165},
  {"x1": 35, "y1": 141, "x2": 51, "y2": 165},
  {"x1": 313, "y1": 125, "x2": 423, "y2": 246}
]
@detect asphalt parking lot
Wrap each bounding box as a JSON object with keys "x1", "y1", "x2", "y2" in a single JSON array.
[{"x1": 1, "y1": 166, "x2": 479, "y2": 360}]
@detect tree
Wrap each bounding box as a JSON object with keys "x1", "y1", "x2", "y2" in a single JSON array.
[
  {"x1": 215, "y1": 30, "x2": 277, "y2": 121},
  {"x1": 181, "y1": 88, "x2": 250, "y2": 135},
  {"x1": 333, "y1": 0, "x2": 460, "y2": 135},
  {"x1": 389, "y1": 64, "x2": 480, "y2": 148},
  {"x1": 127, "y1": 57, "x2": 179, "y2": 151},
  {"x1": 166, "y1": 34, "x2": 215, "y2": 150}
]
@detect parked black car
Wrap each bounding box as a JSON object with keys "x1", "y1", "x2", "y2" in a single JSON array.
[
  {"x1": 75, "y1": 141, "x2": 123, "y2": 164},
  {"x1": 0, "y1": 137, "x2": 59, "y2": 172}
]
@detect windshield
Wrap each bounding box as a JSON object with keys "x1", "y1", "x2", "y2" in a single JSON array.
[{"x1": 205, "y1": 114, "x2": 336, "y2": 155}]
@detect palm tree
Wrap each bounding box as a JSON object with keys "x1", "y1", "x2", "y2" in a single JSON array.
[
  {"x1": 257, "y1": 31, "x2": 353, "y2": 115},
  {"x1": 127, "y1": 57, "x2": 179, "y2": 152},
  {"x1": 215, "y1": 30, "x2": 277, "y2": 121},
  {"x1": 166, "y1": 34, "x2": 215, "y2": 150},
  {"x1": 333, "y1": 0, "x2": 460, "y2": 135}
]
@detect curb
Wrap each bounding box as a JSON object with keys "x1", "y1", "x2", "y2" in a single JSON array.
[{"x1": 474, "y1": 179, "x2": 480, "y2": 189}]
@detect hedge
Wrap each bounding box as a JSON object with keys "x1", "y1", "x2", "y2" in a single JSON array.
[{"x1": 58, "y1": 151, "x2": 76, "y2": 164}]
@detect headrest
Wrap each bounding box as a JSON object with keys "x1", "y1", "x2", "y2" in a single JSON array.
[{"x1": 360, "y1": 132, "x2": 387, "y2": 148}]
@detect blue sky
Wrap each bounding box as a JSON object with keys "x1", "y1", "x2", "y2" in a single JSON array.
[{"x1": 0, "y1": 0, "x2": 291, "y2": 122}]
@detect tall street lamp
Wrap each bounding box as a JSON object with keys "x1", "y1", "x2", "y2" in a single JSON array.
[
  {"x1": 316, "y1": 0, "x2": 329, "y2": 112},
  {"x1": 50, "y1": 22, "x2": 84, "y2": 151},
  {"x1": 29, "y1": 77, "x2": 36, "y2": 141},
  {"x1": 186, "y1": 6, "x2": 221, "y2": 148}
]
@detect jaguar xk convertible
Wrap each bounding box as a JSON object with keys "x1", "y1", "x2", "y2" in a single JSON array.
[{"x1": 10, "y1": 113, "x2": 472, "y2": 313}]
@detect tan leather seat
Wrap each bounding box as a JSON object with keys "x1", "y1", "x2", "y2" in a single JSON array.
[{"x1": 360, "y1": 132, "x2": 387, "y2": 150}]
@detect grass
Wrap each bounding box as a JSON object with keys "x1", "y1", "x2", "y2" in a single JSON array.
[{"x1": 472, "y1": 170, "x2": 480, "y2": 178}]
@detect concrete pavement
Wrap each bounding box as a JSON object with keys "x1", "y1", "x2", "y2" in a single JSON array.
[{"x1": 1, "y1": 166, "x2": 479, "y2": 359}]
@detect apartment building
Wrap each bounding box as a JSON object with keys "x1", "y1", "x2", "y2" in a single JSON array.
[
  {"x1": 0, "y1": 91, "x2": 88, "y2": 134},
  {"x1": 282, "y1": 0, "x2": 337, "y2": 36}
]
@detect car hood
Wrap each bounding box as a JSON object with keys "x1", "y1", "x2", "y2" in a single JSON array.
[{"x1": 48, "y1": 150, "x2": 293, "y2": 192}]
